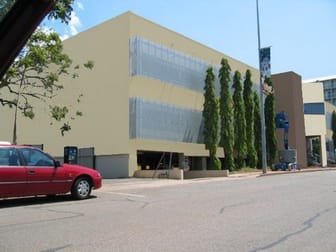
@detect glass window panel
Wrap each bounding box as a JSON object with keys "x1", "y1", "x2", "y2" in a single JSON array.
[{"x1": 303, "y1": 103, "x2": 325, "y2": 115}]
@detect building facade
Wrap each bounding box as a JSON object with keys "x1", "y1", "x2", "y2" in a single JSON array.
[
  {"x1": 272, "y1": 72, "x2": 308, "y2": 168},
  {"x1": 303, "y1": 76, "x2": 336, "y2": 163},
  {"x1": 304, "y1": 75, "x2": 336, "y2": 106},
  {"x1": 0, "y1": 12, "x2": 260, "y2": 178},
  {"x1": 272, "y1": 71, "x2": 333, "y2": 168},
  {"x1": 301, "y1": 81, "x2": 327, "y2": 167}
]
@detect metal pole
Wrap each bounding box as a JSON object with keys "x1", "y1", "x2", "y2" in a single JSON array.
[{"x1": 256, "y1": 0, "x2": 268, "y2": 174}]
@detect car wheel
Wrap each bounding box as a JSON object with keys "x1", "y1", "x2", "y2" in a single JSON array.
[{"x1": 71, "y1": 177, "x2": 92, "y2": 200}]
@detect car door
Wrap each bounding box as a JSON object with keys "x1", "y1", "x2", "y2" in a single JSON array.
[
  {"x1": 0, "y1": 147, "x2": 27, "y2": 197},
  {"x1": 19, "y1": 147, "x2": 69, "y2": 195}
]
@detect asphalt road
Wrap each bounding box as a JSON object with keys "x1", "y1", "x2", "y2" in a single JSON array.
[{"x1": 1, "y1": 171, "x2": 336, "y2": 252}]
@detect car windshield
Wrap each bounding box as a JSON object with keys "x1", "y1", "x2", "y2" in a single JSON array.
[
  {"x1": 0, "y1": 0, "x2": 16, "y2": 23},
  {"x1": 0, "y1": 0, "x2": 55, "y2": 79}
]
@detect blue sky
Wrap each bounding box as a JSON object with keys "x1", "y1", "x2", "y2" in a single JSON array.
[{"x1": 45, "y1": 0, "x2": 336, "y2": 80}]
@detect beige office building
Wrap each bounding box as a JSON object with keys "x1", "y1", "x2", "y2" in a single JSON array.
[
  {"x1": 273, "y1": 72, "x2": 333, "y2": 168},
  {"x1": 0, "y1": 12, "x2": 260, "y2": 178},
  {"x1": 303, "y1": 80, "x2": 336, "y2": 165},
  {"x1": 303, "y1": 76, "x2": 336, "y2": 162}
]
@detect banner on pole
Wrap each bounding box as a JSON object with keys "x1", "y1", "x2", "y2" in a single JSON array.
[
  {"x1": 260, "y1": 47, "x2": 271, "y2": 78},
  {"x1": 259, "y1": 47, "x2": 272, "y2": 94}
]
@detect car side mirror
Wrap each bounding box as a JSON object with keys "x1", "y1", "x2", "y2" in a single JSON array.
[{"x1": 54, "y1": 160, "x2": 62, "y2": 168}]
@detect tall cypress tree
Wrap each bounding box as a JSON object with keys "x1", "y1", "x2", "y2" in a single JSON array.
[
  {"x1": 253, "y1": 90, "x2": 262, "y2": 168},
  {"x1": 243, "y1": 70, "x2": 257, "y2": 168},
  {"x1": 203, "y1": 67, "x2": 221, "y2": 170},
  {"x1": 264, "y1": 77, "x2": 277, "y2": 168},
  {"x1": 232, "y1": 71, "x2": 247, "y2": 169},
  {"x1": 218, "y1": 58, "x2": 235, "y2": 171}
]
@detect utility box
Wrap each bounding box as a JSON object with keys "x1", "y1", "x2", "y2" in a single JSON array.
[{"x1": 64, "y1": 146, "x2": 78, "y2": 164}]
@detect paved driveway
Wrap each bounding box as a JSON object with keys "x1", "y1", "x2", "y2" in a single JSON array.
[{"x1": 1, "y1": 170, "x2": 336, "y2": 252}]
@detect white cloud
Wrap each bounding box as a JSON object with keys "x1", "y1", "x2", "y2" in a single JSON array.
[
  {"x1": 56, "y1": 2, "x2": 84, "y2": 40},
  {"x1": 77, "y1": 1, "x2": 84, "y2": 11},
  {"x1": 39, "y1": 25, "x2": 54, "y2": 35},
  {"x1": 69, "y1": 11, "x2": 82, "y2": 36},
  {"x1": 60, "y1": 34, "x2": 70, "y2": 41}
]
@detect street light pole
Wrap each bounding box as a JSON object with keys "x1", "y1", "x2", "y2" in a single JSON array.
[{"x1": 256, "y1": 0, "x2": 268, "y2": 174}]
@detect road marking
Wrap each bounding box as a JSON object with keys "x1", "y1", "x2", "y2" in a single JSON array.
[{"x1": 106, "y1": 192, "x2": 145, "y2": 198}]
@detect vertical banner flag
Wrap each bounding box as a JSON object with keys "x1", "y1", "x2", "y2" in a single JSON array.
[{"x1": 259, "y1": 47, "x2": 272, "y2": 94}]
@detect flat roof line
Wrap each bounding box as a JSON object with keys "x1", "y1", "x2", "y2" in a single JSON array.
[{"x1": 303, "y1": 75, "x2": 336, "y2": 83}]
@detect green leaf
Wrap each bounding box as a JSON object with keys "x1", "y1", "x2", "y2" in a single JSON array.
[
  {"x1": 60, "y1": 123, "x2": 71, "y2": 136},
  {"x1": 1, "y1": 19, "x2": 91, "y2": 140},
  {"x1": 23, "y1": 110, "x2": 35, "y2": 119},
  {"x1": 84, "y1": 60, "x2": 94, "y2": 69},
  {"x1": 50, "y1": 105, "x2": 69, "y2": 121}
]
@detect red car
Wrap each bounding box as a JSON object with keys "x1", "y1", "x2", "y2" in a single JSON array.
[{"x1": 0, "y1": 142, "x2": 102, "y2": 200}]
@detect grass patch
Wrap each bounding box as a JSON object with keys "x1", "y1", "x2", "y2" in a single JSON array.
[{"x1": 230, "y1": 167, "x2": 264, "y2": 174}]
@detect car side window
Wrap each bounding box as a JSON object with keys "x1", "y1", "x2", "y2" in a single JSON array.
[
  {"x1": 21, "y1": 148, "x2": 54, "y2": 167},
  {"x1": 0, "y1": 147, "x2": 20, "y2": 166}
]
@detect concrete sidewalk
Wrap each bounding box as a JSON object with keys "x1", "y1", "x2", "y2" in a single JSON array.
[
  {"x1": 99, "y1": 167, "x2": 336, "y2": 192},
  {"x1": 101, "y1": 175, "x2": 257, "y2": 191},
  {"x1": 100, "y1": 171, "x2": 257, "y2": 192},
  {"x1": 101, "y1": 178, "x2": 187, "y2": 191},
  {"x1": 259, "y1": 166, "x2": 336, "y2": 176}
]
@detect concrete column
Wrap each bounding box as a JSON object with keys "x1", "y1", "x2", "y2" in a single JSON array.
[
  {"x1": 320, "y1": 135, "x2": 327, "y2": 167},
  {"x1": 201, "y1": 157, "x2": 207, "y2": 170},
  {"x1": 178, "y1": 153, "x2": 185, "y2": 169},
  {"x1": 128, "y1": 151, "x2": 139, "y2": 177}
]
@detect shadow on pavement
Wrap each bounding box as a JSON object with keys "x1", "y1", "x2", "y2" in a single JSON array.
[{"x1": 0, "y1": 194, "x2": 97, "y2": 208}]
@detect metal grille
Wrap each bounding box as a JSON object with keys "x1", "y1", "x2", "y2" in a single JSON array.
[
  {"x1": 129, "y1": 98, "x2": 203, "y2": 143},
  {"x1": 129, "y1": 36, "x2": 220, "y2": 93}
]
